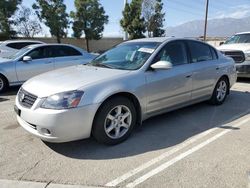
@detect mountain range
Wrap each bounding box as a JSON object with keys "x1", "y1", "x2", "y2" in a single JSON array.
[{"x1": 166, "y1": 16, "x2": 250, "y2": 37}]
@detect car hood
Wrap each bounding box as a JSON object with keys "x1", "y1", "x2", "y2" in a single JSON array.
[
  {"x1": 22, "y1": 65, "x2": 131, "y2": 98},
  {"x1": 0, "y1": 57, "x2": 12, "y2": 64},
  {"x1": 217, "y1": 43, "x2": 250, "y2": 52}
]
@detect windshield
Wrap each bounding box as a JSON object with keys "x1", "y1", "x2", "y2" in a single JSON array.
[
  {"x1": 90, "y1": 42, "x2": 160, "y2": 70},
  {"x1": 224, "y1": 34, "x2": 250, "y2": 44},
  {"x1": 5, "y1": 46, "x2": 32, "y2": 59}
]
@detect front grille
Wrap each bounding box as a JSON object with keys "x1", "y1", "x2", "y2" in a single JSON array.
[
  {"x1": 18, "y1": 88, "x2": 37, "y2": 108},
  {"x1": 221, "y1": 50, "x2": 245, "y2": 63}
]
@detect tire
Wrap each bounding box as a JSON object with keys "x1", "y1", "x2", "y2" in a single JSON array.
[
  {"x1": 92, "y1": 96, "x2": 137, "y2": 145},
  {"x1": 209, "y1": 77, "x2": 229, "y2": 105},
  {"x1": 0, "y1": 75, "x2": 8, "y2": 93}
]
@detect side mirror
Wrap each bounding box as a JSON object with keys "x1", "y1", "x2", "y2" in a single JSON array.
[
  {"x1": 150, "y1": 61, "x2": 173, "y2": 70},
  {"x1": 22, "y1": 56, "x2": 32, "y2": 62},
  {"x1": 219, "y1": 41, "x2": 224, "y2": 46}
]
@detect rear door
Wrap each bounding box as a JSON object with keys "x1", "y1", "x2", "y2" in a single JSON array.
[
  {"x1": 187, "y1": 41, "x2": 219, "y2": 99},
  {"x1": 16, "y1": 46, "x2": 54, "y2": 82},
  {"x1": 51, "y1": 46, "x2": 86, "y2": 69}
]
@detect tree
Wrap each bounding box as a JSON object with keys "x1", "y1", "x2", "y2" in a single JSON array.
[
  {"x1": 32, "y1": 0, "x2": 69, "y2": 43},
  {"x1": 142, "y1": 0, "x2": 155, "y2": 37},
  {"x1": 16, "y1": 6, "x2": 42, "y2": 38},
  {"x1": 148, "y1": 0, "x2": 165, "y2": 37},
  {"x1": 120, "y1": 0, "x2": 146, "y2": 39},
  {"x1": 0, "y1": 0, "x2": 22, "y2": 38},
  {"x1": 71, "y1": 0, "x2": 109, "y2": 52}
]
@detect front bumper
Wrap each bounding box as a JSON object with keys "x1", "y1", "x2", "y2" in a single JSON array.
[
  {"x1": 236, "y1": 60, "x2": 250, "y2": 78},
  {"x1": 15, "y1": 97, "x2": 99, "y2": 143}
]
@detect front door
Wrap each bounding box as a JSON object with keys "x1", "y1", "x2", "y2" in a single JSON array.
[
  {"x1": 145, "y1": 40, "x2": 193, "y2": 114},
  {"x1": 16, "y1": 46, "x2": 54, "y2": 82}
]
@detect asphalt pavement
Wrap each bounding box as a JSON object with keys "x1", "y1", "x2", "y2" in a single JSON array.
[{"x1": 0, "y1": 80, "x2": 250, "y2": 188}]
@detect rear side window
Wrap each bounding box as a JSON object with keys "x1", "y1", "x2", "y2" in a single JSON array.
[
  {"x1": 187, "y1": 41, "x2": 213, "y2": 63},
  {"x1": 6, "y1": 42, "x2": 40, "y2": 50},
  {"x1": 154, "y1": 41, "x2": 188, "y2": 66},
  {"x1": 210, "y1": 47, "x2": 218, "y2": 59},
  {"x1": 51, "y1": 46, "x2": 82, "y2": 57}
]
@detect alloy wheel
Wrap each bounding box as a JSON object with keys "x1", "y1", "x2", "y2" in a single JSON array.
[
  {"x1": 0, "y1": 77, "x2": 3, "y2": 91},
  {"x1": 216, "y1": 80, "x2": 227, "y2": 102},
  {"x1": 104, "y1": 105, "x2": 132, "y2": 139}
]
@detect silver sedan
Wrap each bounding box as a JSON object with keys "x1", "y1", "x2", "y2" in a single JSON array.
[
  {"x1": 0, "y1": 44, "x2": 96, "y2": 92},
  {"x1": 15, "y1": 38, "x2": 237, "y2": 145}
]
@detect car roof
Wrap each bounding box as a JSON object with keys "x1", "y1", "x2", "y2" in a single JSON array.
[
  {"x1": 124, "y1": 37, "x2": 203, "y2": 44},
  {"x1": 27, "y1": 43, "x2": 80, "y2": 48},
  {"x1": 235, "y1": 31, "x2": 250, "y2": 35},
  {"x1": 125, "y1": 37, "x2": 173, "y2": 43},
  {"x1": 2, "y1": 40, "x2": 44, "y2": 44}
]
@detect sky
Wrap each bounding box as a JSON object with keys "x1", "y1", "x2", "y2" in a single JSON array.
[{"x1": 22, "y1": 0, "x2": 250, "y2": 37}]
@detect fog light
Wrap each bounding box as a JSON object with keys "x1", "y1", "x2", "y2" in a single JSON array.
[{"x1": 41, "y1": 128, "x2": 51, "y2": 135}]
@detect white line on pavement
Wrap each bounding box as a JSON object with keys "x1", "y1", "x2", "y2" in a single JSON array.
[
  {"x1": 126, "y1": 116, "x2": 250, "y2": 188},
  {"x1": 105, "y1": 111, "x2": 250, "y2": 187}
]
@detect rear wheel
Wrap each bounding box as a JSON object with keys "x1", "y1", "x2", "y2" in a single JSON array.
[
  {"x1": 209, "y1": 77, "x2": 229, "y2": 105},
  {"x1": 0, "y1": 75, "x2": 8, "y2": 93},
  {"x1": 92, "y1": 96, "x2": 136, "y2": 145}
]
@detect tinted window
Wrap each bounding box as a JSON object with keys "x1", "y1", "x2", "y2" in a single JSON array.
[
  {"x1": 187, "y1": 41, "x2": 213, "y2": 63},
  {"x1": 26, "y1": 47, "x2": 48, "y2": 60},
  {"x1": 210, "y1": 47, "x2": 218, "y2": 59},
  {"x1": 154, "y1": 41, "x2": 188, "y2": 66},
  {"x1": 52, "y1": 46, "x2": 82, "y2": 57},
  {"x1": 6, "y1": 42, "x2": 40, "y2": 50}
]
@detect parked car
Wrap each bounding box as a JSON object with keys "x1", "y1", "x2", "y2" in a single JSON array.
[
  {"x1": 0, "y1": 40, "x2": 44, "y2": 58},
  {"x1": 15, "y1": 38, "x2": 237, "y2": 145},
  {"x1": 0, "y1": 44, "x2": 96, "y2": 92},
  {"x1": 217, "y1": 32, "x2": 250, "y2": 78}
]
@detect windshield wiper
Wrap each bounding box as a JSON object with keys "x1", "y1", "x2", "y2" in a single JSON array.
[{"x1": 92, "y1": 63, "x2": 114, "y2": 69}]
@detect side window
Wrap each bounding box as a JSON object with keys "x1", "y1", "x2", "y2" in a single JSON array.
[
  {"x1": 210, "y1": 47, "x2": 218, "y2": 59},
  {"x1": 67, "y1": 46, "x2": 82, "y2": 56},
  {"x1": 154, "y1": 41, "x2": 188, "y2": 66},
  {"x1": 26, "y1": 47, "x2": 47, "y2": 60},
  {"x1": 187, "y1": 41, "x2": 213, "y2": 62},
  {"x1": 52, "y1": 46, "x2": 82, "y2": 57}
]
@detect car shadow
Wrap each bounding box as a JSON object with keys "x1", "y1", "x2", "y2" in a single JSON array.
[
  {"x1": 0, "y1": 86, "x2": 20, "y2": 97},
  {"x1": 237, "y1": 77, "x2": 250, "y2": 83},
  {"x1": 44, "y1": 89, "x2": 250, "y2": 160}
]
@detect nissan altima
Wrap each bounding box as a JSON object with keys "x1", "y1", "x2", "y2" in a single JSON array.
[{"x1": 15, "y1": 38, "x2": 237, "y2": 145}]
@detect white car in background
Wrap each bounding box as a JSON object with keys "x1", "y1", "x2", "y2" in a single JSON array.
[
  {"x1": 218, "y1": 32, "x2": 250, "y2": 78},
  {"x1": 0, "y1": 40, "x2": 44, "y2": 58},
  {"x1": 0, "y1": 44, "x2": 96, "y2": 92}
]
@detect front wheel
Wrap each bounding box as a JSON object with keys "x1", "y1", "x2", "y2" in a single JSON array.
[
  {"x1": 209, "y1": 77, "x2": 229, "y2": 105},
  {"x1": 0, "y1": 75, "x2": 8, "y2": 93},
  {"x1": 92, "y1": 97, "x2": 136, "y2": 145}
]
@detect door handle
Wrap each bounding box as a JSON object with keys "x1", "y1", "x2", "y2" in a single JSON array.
[
  {"x1": 186, "y1": 75, "x2": 192, "y2": 78},
  {"x1": 216, "y1": 67, "x2": 220, "y2": 70},
  {"x1": 45, "y1": 61, "x2": 53, "y2": 64}
]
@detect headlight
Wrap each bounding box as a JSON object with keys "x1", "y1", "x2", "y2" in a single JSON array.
[
  {"x1": 41, "y1": 91, "x2": 84, "y2": 110},
  {"x1": 245, "y1": 51, "x2": 250, "y2": 61}
]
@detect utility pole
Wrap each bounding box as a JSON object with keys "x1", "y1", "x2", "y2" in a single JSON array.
[
  {"x1": 203, "y1": 0, "x2": 209, "y2": 41},
  {"x1": 123, "y1": 0, "x2": 128, "y2": 40}
]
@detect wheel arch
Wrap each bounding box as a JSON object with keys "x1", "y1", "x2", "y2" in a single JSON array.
[
  {"x1": 0, "y1": 72, "x2": 9, "y2": 86},
  {"x1": 94, "y1": 92, "x2": 143, "y2": 127}
]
